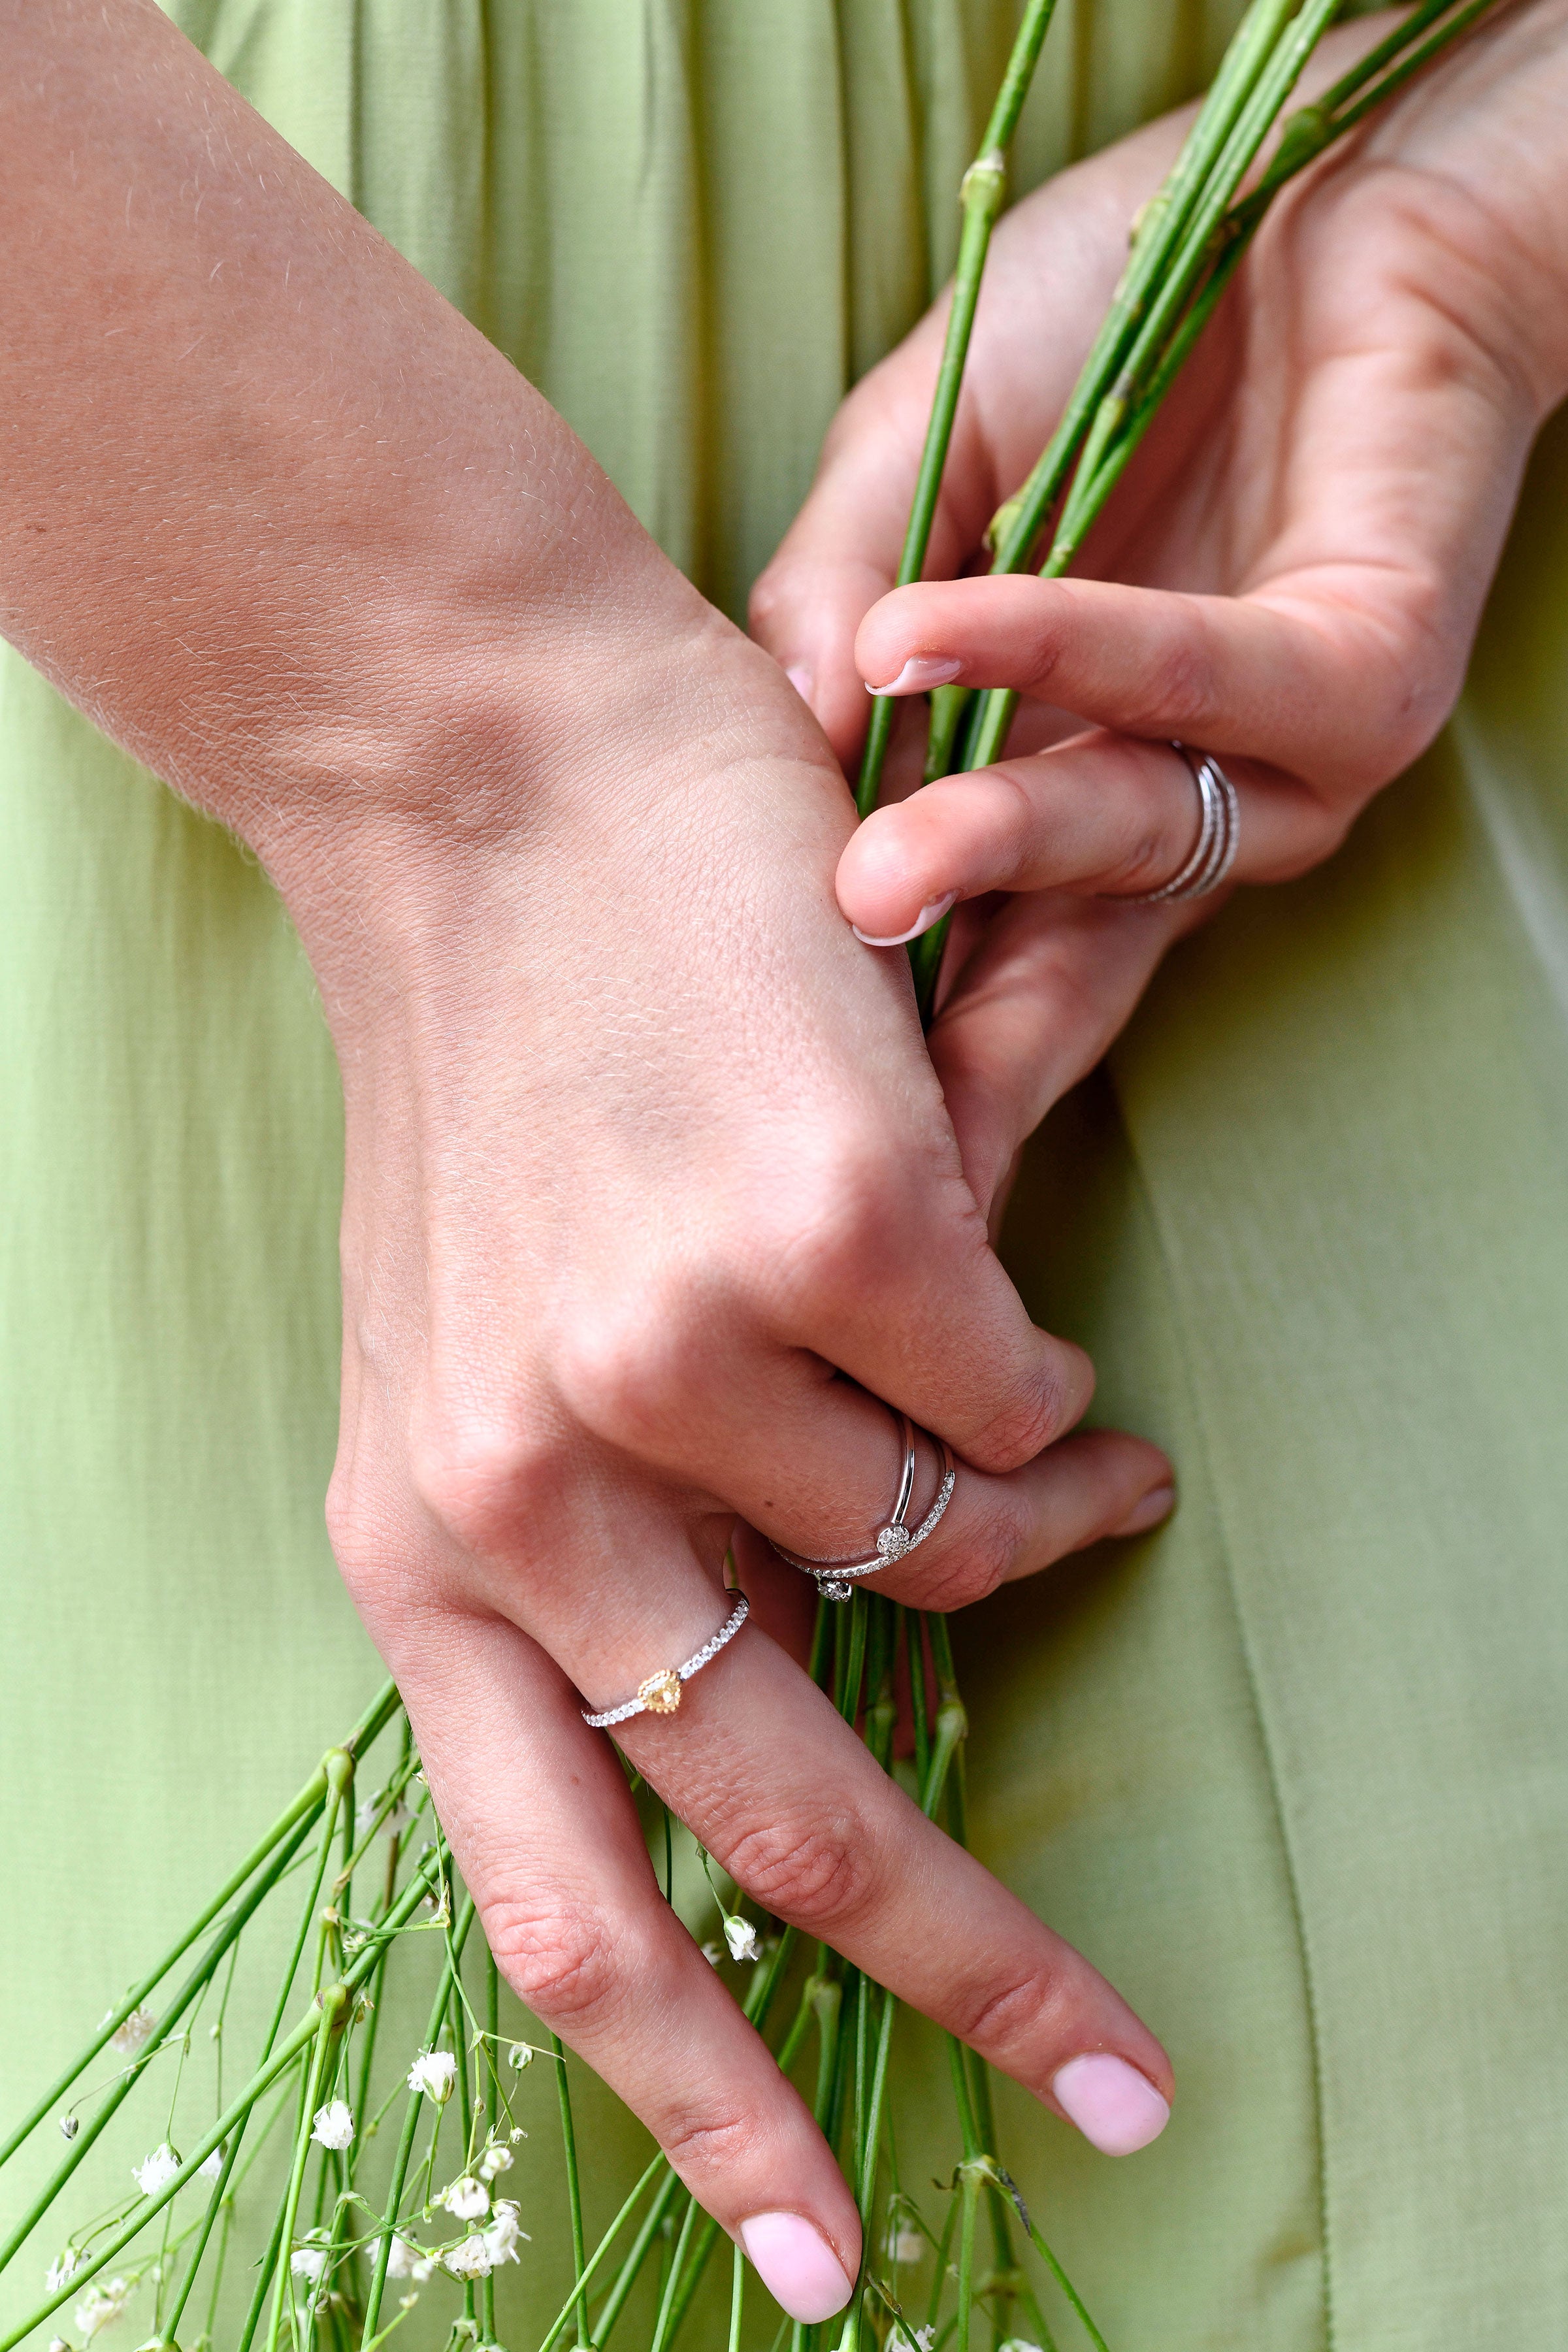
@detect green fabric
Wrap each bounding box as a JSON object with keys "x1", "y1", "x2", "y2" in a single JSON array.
[{"x1": 5, "y1": 3, "x2": 1568, "y2": 2347}]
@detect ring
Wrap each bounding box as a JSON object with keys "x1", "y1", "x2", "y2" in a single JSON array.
[
  {"x1": 768, "y1": 1402, "x2": 957, "y2": 1603},
  {"x1": 580, "y1": 1591, "x2": 750, "y2": 1728},
  {"x1": 1120, "y1": 742, "x2": 1240, "y2": 905}
]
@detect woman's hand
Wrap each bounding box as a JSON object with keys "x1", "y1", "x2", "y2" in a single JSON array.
[
  {"x1": 752, "y1": 0, "x2": 1568, "y2": 1214},
  {"x1": 3, "y1": 0, "x2": 1179, "y2": 2311}
]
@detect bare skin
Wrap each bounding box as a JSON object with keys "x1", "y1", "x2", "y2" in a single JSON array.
[
  {"x1": 753, "y1": 0, "x2": 1568, "y2": 1215},
  {"x1": 2, "y1": 0, "x2": 1179, "y2": 2311}
]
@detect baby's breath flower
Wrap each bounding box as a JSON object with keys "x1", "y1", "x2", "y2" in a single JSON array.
[
  {"x1": 723, "y1": 1914, "x2": 760, "y2": 1963},
  {"x1": 443, "y1": 2234, "x2": 494, "y2": 2281},
  {"x1": 48, "y1": 2336, "x2": 72, "y2": 2351},
  {"x1": 74, "y1": 2278, "x2": 130, "y2": 2339},
  {"x1": 410, "y1": 2255, "x2": 440, "y2": 2284},
  {"x1": 46, "y1": 2251, "x2": 79, "y2": 2293},
  {"x1": 406, "y1": 2049, "x2": 457, "y2": 2104},
  {"x1": 476, "y1": 2137, "x2": 514, "y2": 2181},
  {"x1": 107, "y1": 2009, "x2": 156, "y2": 2059},
  {"x1": 885, "y1": 2225, "x2": 926, "y2": 2264},
  {"x1": 506, "y1": 2042, "x2": 534, "y2": 2072},
  {"x1": 437, "y1": 2176, "x2": 490, "y2": 2221},
  {"x1": 997, "y1": 2340, "x2": 1043, "y2": 2352},
  {"x1": 58, "y1": 2115, "x2": 79, "y2": 2142},
  {"x1": 385, "y1": 2235, "x2": 421, "y2": 2279},
  {"x1": 310, "y1": 2099, "x2": 355, "y2": 2152},
  {"x1": 131, "y1": 2145, "x2": 180, "y2": 2198},
  {"x1": 289, "y1": 2245, "x2": 328, "y2": 2287},
  {"x1": 483, "y1": 2200, "x2": 527, "y2": 2268},
  {"x1": 701, "y1": 1942, "x2": 723, "y2": 1967},
  {"x1": 198, "y1": 2146, "x2": 226, "y2": 2182}
]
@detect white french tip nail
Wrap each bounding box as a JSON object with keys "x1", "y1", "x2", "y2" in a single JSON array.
[
  {"x1": 738, "y1": 2213, "x2": 855, "y2": 2323},
  {"x1": 852, "y1": 892, "x2": 956, "y2": 949},
  {"x1": 865, "y1": 655, "x2": 964, "y2": 696},
  {"x1": 1051, "y1": 2054, "x2": 1171, "y2": 2155}
]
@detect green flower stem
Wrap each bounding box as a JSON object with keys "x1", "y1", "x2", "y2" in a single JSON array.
[
  {"x1": 649, "y1": 2190, "x2": 702, "y2": 2352},
  {"x1": 955, "y1": 2161, "x2": 982, "y2": 2352},
  {"x1": 729, "y1": 2238, "x2": 745, "y2": 2352},
  {"x1": 549, "y1": 2031, "x2": 591, "y2": 2349},
  {"x1": 264, "y1": 1986, "x2": 348, "y2": 2352},
  {"x1": 359, "y1": 1889, "x2": 478, "y2": 2347},
  {"x1": 528, "y1": 2151, "x2": 666, "y2": 2352},
  {"x1": 480, "y1": 1950, "x2": 500, "y2": 2342},
  {"x1": 0, "y1": 1799, "x2": 322, "y2": 2276},
  {"x1": 590, "y1": 2166, "x2": 687, "y2": 2347},
  {"x1": 856, "y1": 0, "x2": 1064, "y2": 817}
]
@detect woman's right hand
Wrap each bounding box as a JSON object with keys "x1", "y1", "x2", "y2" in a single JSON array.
[{"x1": 3, "y1": 0, "x2": 1175, "y2": 2315}]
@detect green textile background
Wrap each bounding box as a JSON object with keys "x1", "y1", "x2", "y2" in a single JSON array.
[{"x1": 4, "y1": 3, "x2": 1567, "y2": 2346}]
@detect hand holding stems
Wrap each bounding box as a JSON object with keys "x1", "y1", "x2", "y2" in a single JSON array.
[
  {"x1": 754, "y1": 0, "x2": 1568, "y2": 1217},
  {"x1": 3, "y1": 0, "x2": 1177, "y2": 2321}
]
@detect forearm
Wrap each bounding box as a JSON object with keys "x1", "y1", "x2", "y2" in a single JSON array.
[{"x1": 0, "y1": 0, "x2": 696, "y2": 883}]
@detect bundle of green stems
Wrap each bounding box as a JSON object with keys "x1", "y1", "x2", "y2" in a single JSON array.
[
  {"x1": 0, "y1": 1, "x2": 1506, "y2": 2345},
  {"x1": 0, "y1": 1605, "x2": 1104, "y2": 2352}
]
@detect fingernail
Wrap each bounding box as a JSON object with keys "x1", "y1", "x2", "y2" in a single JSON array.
[
  {"x1": 1111, "y1": 1484, "x2": 1175, "y2": 1537},
  {"x1": 785, "y1": 663, "x2": 815, "y2": 711},
  {"x1": 865, "y1": 655, "x2": 964, "y2": 696},
  {"x1": 738, "y1": 2212, "x2": 855, "y2": 2323},
  {"x1": 852, "y1": 892, "x2": 956, "y2": 949},
  {"x1": 1051, "y1": 2055, "x2": 1171, "y2": 2155}
]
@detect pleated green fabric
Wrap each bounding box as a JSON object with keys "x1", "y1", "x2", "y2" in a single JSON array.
[{"x1": 5, "y1": 3, "x2": 1568, "y2": 2347}]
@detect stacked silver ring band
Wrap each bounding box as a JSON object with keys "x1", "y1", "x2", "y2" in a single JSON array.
[
  {"x1": 770, "y1": 1405, "x2": 956, "y2": 1603},
  {"x1": 1124, "y1": 742, "x2": 1240, "y2": 905},
  {"x1": 581, "y1": 1592, "x2": 749, "y2": 1727}
]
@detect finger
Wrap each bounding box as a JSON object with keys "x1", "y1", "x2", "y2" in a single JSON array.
[
  {"x1": 928, "y1": 891, "x2": 1189, "y2": 1216},
  {"x1": 609, "y1": 1609, "x2": 1175, "y2": 2155},
  {"x1": 853, "y1": 569, "x2": 1441, "y2": 794},
  {"x1": 838, "y1": 719, "x2": 1324, "y2": 941},
  {"x1": 748, "y1": 325, "x2": 984, "y2": 768},
  {"x1": 372, "y1": 1600, "x2": 866, "y2": 2325}
]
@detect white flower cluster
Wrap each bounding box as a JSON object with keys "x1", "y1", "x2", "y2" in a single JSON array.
[
  {"x1": 131, "y1": 2146, "x2": 180, "y2": 2199},
  {"x1": 477, "y1": 2135, "x2": 514, "y2": 2182},
  {"x1": 884, "y1": 2223, "x2": 926, "y2": 2264},
  {"x1": 436, "y1": 2176, "x2": 489, "y2": 2222},
  {"x1": 45, "y1": 2250, "x2": 79, "y2": 2294},
  {"x1": 722, "y1": 1914, "x2": 760, "y2": 1963},
  {"x1": 406, "y1": 2049, "x2": 457, "y2": 2104},
  {"x1": 291, "y1": 2242, "x2": 329, "y2": 2289},
  {"x1": 73, "y1": 2276, "x2": 129, "y2": 2340},
  {"x1": 443, "y1": 2200, "x2": 527, "y2": 2279},
  {"x1": 310, "y1": 2099, "x2": 355, "y2": 2152},
  {"x1": 106, "y1": 2008, "x2": 157, "y2": 2059}
]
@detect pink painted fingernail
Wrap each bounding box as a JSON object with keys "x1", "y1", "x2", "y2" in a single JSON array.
[
  {"x1": 785, "y1": 663, "x2": 815, "y2": 710},
  {"x1": 738, "y1": 2212, "x2": 855, "y2": 2323},
  {"x1": 1051, "y1": 2055, "x2": 1171, "y2": 2155},
  {"x1": 1112, "y1": 1484, "x2": 1175, "y2": 1537},
  {"x1": 865, "y1": 655, "x2": 964, "y2": 696},
  {"x1": 852, "y1": 892, "x2": 956, "y2": 949}
]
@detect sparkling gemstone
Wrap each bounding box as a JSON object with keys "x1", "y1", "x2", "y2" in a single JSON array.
[
  {"x1": 638, "y1": 1668, "x2": 683, "y2": 1715},
  {"x1": 876, "y1": 1524, "x2": 912, "y2": 1561},
  {"x1": 820, "y1": 1579, "x2": 855, "y2": 1603}
]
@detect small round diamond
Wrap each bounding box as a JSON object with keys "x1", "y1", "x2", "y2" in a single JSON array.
[
  {"x1": 876, "y1": 1525, "x2": 911, "y2": 1561},
  {"x1": 638, "y1": 1669, "x2": 683, "y2": 1715}
]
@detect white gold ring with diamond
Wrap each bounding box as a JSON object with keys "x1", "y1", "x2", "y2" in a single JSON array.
[
  {"x1": 1118, "y1": 742, "x2": 1240, "y2": 906},
  {"x1": 768, "y1": 1403, "x2": 957, "y2": 1602},
  {"x1": 580, "y1": 1592, "x2": 751, "y2": 1729}
]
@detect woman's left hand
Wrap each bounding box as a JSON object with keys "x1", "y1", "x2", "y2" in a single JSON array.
[{"x1": 752, "y1": 0, "x2": 1568, "y2": 1215}]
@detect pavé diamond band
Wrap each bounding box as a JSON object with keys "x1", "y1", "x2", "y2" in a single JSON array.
[
  {"x1": 769, "y1": 1402, "x2": 956, "y2": 1603},
  {"x1": 580, "y1": 1591, "x2": 751, "y2": 1729}
]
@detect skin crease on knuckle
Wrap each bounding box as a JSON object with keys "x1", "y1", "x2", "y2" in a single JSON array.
[
  {"x1": 717, "y1": 1808, "x2": 881, "y2": 1936},
  {"x1": 480, "y1": 1887, "x2": 639, "y2": 2028}
]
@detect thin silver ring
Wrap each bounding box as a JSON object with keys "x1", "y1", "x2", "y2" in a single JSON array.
[
  {"x1": 769, "y1": 1401, "x2": 957, "y2": 1603},
  {"x1": 581, "y1": 1592, "x2": 749, "y2": 1728},
  {"x1": 1121, "y1": 742, "x2": 1239, "y2": 905}
]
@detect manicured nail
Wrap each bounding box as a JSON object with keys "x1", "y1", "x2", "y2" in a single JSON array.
[
  {"x1": 1112, "y1": 1484, "x2": 1175, "y2": 1537},
  {"x1": 865, "y1": 655, "x2": 964, "y2": 696},
  {"x1": 785, "y1": 663, "x2": 815, "y2": 710},
  {"x1": 853, "y1": 892, "x2": 956, "y2": 949},
  {"x1": 1051, "y1": 2055, "x2": 1171, "y2": 2155},
  {"x1": 738, "y1": 2213, "x2": 855, "y2": 2323}
]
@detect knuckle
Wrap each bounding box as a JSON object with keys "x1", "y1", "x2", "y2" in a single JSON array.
[
  {"x1": 1128, "y1": 635, "x2": 1219, "y2": 739},
  {"x1": 658, "y1": 2102, "x2": 757, "y2": 2183},
  {"x1": 966, "y1": 1361, "x2": 1086, "y2": 1474},
  {"x1": 953, "y1": 1963, "x2": 1072, "y2": 2065},
  {"x1": 483, "y1": 1891, "x2": 625, "y2": 2027},
  {"x1": 915, "y1": 1498, "x2": 1030, "y2": 1614},
  {"x1": 406, "y1": 1388, "x2": 566, "y2": 1557},
  {"x1": 551, "y1": 1292, "x2": 712, "y2": 1457},
  {"x1": 722, "y1": 1810, "x2": 877, "y2": 1931}
]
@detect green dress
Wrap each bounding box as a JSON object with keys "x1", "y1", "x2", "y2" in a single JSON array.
[{"x1": 5, "y1": 3, "x2": 1568, "y2": 2347}]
